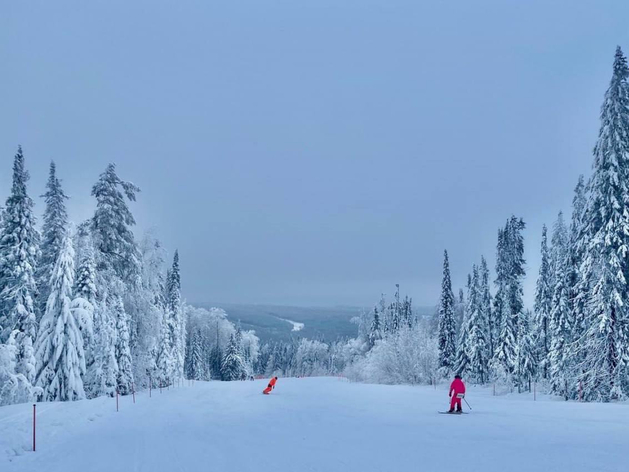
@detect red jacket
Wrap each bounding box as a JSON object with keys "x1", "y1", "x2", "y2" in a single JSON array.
[{"x1": 449, "y1": 378, "x2": 466, "y2": 397}]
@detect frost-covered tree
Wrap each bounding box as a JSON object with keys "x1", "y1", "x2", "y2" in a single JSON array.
[
  {"x1": 549, "y1": 213, "x2": 571, "y2": 397},
  {"x1": 534, "y1": 225, "x2": 552, "y2": 379},
  {"x1": 36, "y1": 162, "x2": 69, "y2": 318},
  {"x1": 478, "y1": 257, "x2": 493, "y2": 357},
  {"x1": 455, "y1": 273, "x2": 474, "y2": 376},
  {"x1": 91, "y1": 163, "x2": 141, "y2": 284},
  {"x1": 493, "y1": 217, "x2": 526, "y2": 383},
  {"x1": 221, "y1": 334, "x2": 246, "y2": 381},
  {"x1": 569, "y1": 175, "x2": 587, "y2": 343},
  {"x1": 516, "y1": 310, "x2": 537, "y2": 393},
  {"x1": 35, "y1": 234, "x2": 86, "y2": 401},
  {"x1": 466, "y1": 265, "x2": 489, "y2": 384},
  {"x1": 437, "y1": 250, "x2": 457, "y2": 373},
  {"x1": 577, "y1": 47, "x2": 629, "y2": 401},
  {"x1": 0, "y1": 146, "x2": 40, "y2": 384},
  {"x1": 113, "y1": 294, "x2": 134, "y2": 394},
  {"x1": 71, "y1": 229, "x2": 96, "y2": 361},
  {"x1": 368, "y1": 306, "x2": 382, "y2": 349}
]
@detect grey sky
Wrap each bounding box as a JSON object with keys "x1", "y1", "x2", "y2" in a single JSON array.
[{"x1": 2, "y1": 1, "x2": 629, "y2": 307}]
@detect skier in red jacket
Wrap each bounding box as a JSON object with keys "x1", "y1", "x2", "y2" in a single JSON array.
[
  {"x1": 263, "y1": 376, "x2": 278, "y2": 395},
  {"x1": 448, "y1": 375, "x2": 466, "y2": 413}
]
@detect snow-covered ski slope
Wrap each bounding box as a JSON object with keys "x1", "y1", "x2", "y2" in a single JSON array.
[{"x1": 1, "y1": 377, "x2": 627, "y2": 472}]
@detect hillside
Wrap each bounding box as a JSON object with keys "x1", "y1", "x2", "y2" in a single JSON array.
[{"x1": 2, "y1": 378, "x2": 627, "y2": 472}]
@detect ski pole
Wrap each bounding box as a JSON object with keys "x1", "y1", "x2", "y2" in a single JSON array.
[{"x1": 463, "y1": 397, "x2": 472, "y2": 410}]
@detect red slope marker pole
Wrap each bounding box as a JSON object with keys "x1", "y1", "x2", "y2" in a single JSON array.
[{"x1": 32, "y1": 404, "x2": 36, "y2": 452}]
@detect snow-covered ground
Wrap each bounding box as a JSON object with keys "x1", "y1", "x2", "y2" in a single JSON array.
[
  {"x1": 1, "y1": 378, "x2": 627, "y2": 472},
  {"x1": 279, "y1": 317, "x2": 305, "y2": 331}
]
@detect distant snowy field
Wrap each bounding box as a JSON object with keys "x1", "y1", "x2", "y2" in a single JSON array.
[{"x1": 1, "y1": 378, "x2": 627, "y2": 472}]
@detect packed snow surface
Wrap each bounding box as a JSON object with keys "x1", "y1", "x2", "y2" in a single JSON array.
[{"x1": 1, "y1": 378, "x2": 627, "y2": 472}]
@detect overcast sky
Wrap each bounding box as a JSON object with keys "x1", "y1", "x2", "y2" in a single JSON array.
[{"x1": 2, "y1": 0, "x2": 629, "y2": 307}]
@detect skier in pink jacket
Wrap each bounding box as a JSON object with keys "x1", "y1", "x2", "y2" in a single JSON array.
[{"x1": 448, "y1": 375, "x2": 466, "y2": 413}]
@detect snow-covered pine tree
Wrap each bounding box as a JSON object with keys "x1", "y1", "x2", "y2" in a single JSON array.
[
  {"x1": 437, "y1": 250, "x2": 457, "y2": 374},
  {"x1": 84, "y1": 294, "x2": 118, "y2": 398},
  {"x1": 493, "y1": 217, "x2": 526, "y2": 384},
  {"x1": 166, "y1": 251, "x2": 184, "y2": 381},
  {"x1": 0, "y1": 146, "x2": 40, "y2": 384},
  {"x1": 534, "y1": 224, "x2": 552, "y2": 379},
  {"x1": 368, "y1": 306, "x2": 382, "y2": 348},
  {"x1": 36, "y1": 162, "x2": 69, "y2": 319},
  {"x1": 91, "y1": 163, "x2": 141, "y2": 284},
  {"x1": 221, "y1": 334, "x2": 246, "y2": 381},
  {"x1": 71, "y1": 228, "x2": 97, "y2": 361},
  {"x1": 34, "y1": 234, "x2": 86, "y2": 401},
  {"x1": 549, "y1": 212, "x2": 571, "y2": 398},
  {"x1": 113, "y1": 294, "x2": 134, "y2": 394},
  {"x1": 466, "y1": 265, "x2": 489, "y2": 384},
  {"x1": 568, "y1": 176, "x2": 587, "y2": 351},
  {"x1": 455, "y1": 272, "x2": 475, "y2": 376},
  {"x1": 478, "y1": 256, "x2": 493, "y2": 357},
  {"x1": 577, "y1": 47, "x2": 629, "y2": 401},
  {"x1": 187, "y1": 329, "x2": 205, "y2": 380},
  {"x1": 515, "y1": 310, "x2": 537, "y2": 393}
]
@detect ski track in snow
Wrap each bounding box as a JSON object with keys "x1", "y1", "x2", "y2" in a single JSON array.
[{"x1": 1, "y1": 378, "x2": 628, "y2": 472}]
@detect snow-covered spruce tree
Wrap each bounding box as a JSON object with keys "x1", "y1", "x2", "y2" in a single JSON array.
[
  {"x1": 166, "y1": 251, "x2": 184, "y2": 382},
  {"x1": 437, "y1": 250, "x2": 457, "y2": 374},
  {"x1": 187, "y1": 329, "x2": 206, "y2": 380},
  {"x1": 492, "y1": 217, "x2": 526, "y2": 385},
  {"x1": 84, "y1": 293, "x2": 118, "y2": 398},
  {"x1": 0, "y1": 146, "x2": 40, "y2": 384},
  {"x1": 36, "y1": 162, "x2": 69, "y2": 319},
  {"x1": 34, "y1": 234, "x2": 86, "y2": 401},
  {"x1": 127, "y1": 232, "x2": 168, "y2": 388},
  {"x1": 491, "y1": 228, "x2": 507, "y2": 362},
  {"x1": 533, "y1": 224, "x2": 552, "y2": 379},
  {"x1": 455, "y1": 272, "x2": 474, "y2": 376},
  {"x1": 577, "y1": 47, "x2": 629, "y2": 401},
  {"x1": 221, "y1": 334, "x2": 246, "y2": 381},
  {"x1": 91, "y1": 163, "x2": 141, "y2": 284},
  {"x1": 466, "y1": 265, "x2": 489, "y2": 384},
  {"x1": 569, "y1": 176, "x2": 587, "y2": 346},
  {"x1": 549, "y1": 212, "x2": 571, "y2": 398},
  {"x1": 71, "y1": 227, "x2": 96, "y2": 364},
  {"x1": 368, "y1": 306, "x2": 382, "y2": 349},
  {"x1": 0, "y1": 332, "x2": 37, "y2": 405},
  {"x1": 478, "y1": 256, "x2": 493, "y2": 357},
  {"x1": 515, "y1": 310, "x2": 537, "y2": 393},
  {"x1": 113, "y1": 294, "x2": 134, "y2": 394}
]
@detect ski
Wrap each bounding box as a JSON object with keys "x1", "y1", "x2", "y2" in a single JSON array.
[{"x1": 438, "y1": 411, "x2": 469, "y2": 414}]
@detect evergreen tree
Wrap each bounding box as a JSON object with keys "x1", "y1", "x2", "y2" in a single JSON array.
[
  {"x1": 113, "y1": 295, "x2": 134, "y2": 394},
  {"x1": 455, "y1": 273, "x2": 474, "y2": 376},
  {"x1": 437, "y1": 250, "x2": 457, "y2": 373},
  {"x1": 516, "y1": 310, "x2": 537, "y2": 393},
  {"x1": 221, "y1": 334, "x2": 246, "y2": 381},
  {"x1": 0, "y1": 147, "x2": 40, "y2": 384},
  {"x1": 36, "y1": 162, "x2": 69, "y2": 319},
  {"x1": 478, "y1": 257, "x2": 493, "y2": 357},
  {"x1": 493, "y1": 217, "x2": 526, "y2": 383},
  {"x1": 569, "y1": 175, "x2": 587, "y2": 343},
  {"x1": 466, "y1": 265, "x2": 489, "y2": 384},
  {"x1": 534, "y1": 224, "x2": 552, "y2": 379},
  {"x1": 578, "y1": 47, "x2": 629, "y2": 401},
  {"x1": 368, "y1": 306, "x2": 382, "y2": 348},
  {"x1": 34, "y1": 235, "x2": 85, "y2": 401},
  {"x1": 91, "y1": 163, "x2": 141, "y2": 284}
]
